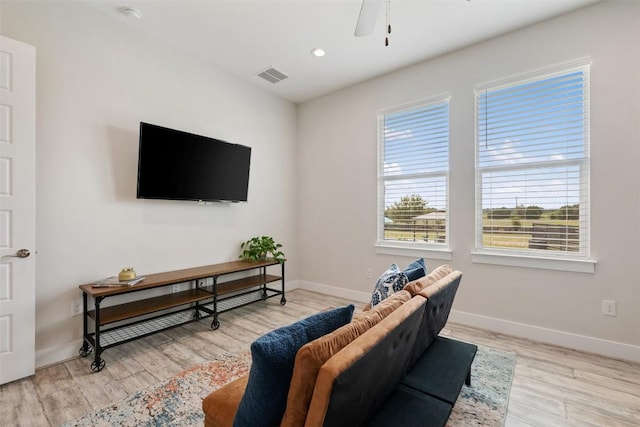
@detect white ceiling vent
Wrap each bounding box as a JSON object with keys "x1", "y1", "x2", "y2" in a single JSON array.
[{"x1": 257, "y1": 67, "x2": 288, "y2": 84}]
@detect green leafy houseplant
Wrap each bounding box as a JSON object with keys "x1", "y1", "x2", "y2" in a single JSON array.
[{"x1": 239, "y1": 236, "x2": 285, "y2": 264}]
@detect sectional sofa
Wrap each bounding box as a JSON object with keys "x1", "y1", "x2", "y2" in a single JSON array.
[{"x1": 202, "y1": 265, "x2": 476, "y2": 427}]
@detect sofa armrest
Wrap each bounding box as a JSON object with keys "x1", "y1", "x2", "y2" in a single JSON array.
[{"x1": 203, "y1": 376, "x2": 248, "y2": 427}]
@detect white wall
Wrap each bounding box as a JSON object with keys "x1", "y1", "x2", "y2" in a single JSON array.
[
  {"x1": 1, "y1": 1, "x2": 298, "y2": 366},
  {"x1": 2, "y1": 0, "x2": 638, "y2": 367},
  {"x1": 298, "y1": 1, "x2": 640, "y2": 360}
]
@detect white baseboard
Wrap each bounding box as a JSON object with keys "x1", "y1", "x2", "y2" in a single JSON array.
[
  {"x1": 449, "y1": 310, "x2": 640, "y2": 363},
  {"x1": 36, "y1": 283, "x2": 639, "y2": 368},
  {"x1": 295, "y1": 280, "x2": 371, "y2": 304},
  {"x1": 292, "y1": 281, "x2": 640, "y2": 362},
  {"x1": 36, "y1": 339, "x2": 84, "y2": 369},
  {"x1": 284, "y1": 279, "x2": 302, "y2": 290}
]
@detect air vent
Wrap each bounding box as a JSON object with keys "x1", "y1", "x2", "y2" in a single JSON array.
[{"x1": 257, "y1": 67, "x2": 288, "y2": 84}]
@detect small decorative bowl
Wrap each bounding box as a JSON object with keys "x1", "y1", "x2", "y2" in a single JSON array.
[{"x1": 118, "y1": 267, "x2": 136, "y2": 281}]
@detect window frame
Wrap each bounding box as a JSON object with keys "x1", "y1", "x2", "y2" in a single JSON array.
[
  {"x1": 375, "y1": 94, "x2": 452, "y2": 260},
  {"x1": 472, "y1": 59, "x2": 596, "y2": 273}
]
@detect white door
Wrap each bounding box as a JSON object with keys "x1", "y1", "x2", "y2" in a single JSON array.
[{"x1": 0, "y1": 36, "x2": 36, "y2": 385}]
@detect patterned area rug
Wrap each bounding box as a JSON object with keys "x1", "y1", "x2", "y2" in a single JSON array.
[
  {"x1": 447, "y1": 345, "x2": 516, "y2": 426},
  {"x1": 65, "y1": 344, "x2": 515, "y2": 427}
]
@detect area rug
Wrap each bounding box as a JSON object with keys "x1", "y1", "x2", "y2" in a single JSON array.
[{"x1": 64, "y1": 344, "x2": 515, "y2": 427}]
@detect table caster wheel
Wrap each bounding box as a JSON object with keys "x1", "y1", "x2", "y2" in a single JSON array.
[
  {"x1": 91, "y1": 359, "x2": 106, "y2": 372},
  {"x1": 79, "y1": 346, "x2": 93, "y2": 358},
  {"x1": 211, "y1": 319, "x2": 220, "y2": 330},
  {"x1": 280, "y1": 298, "x2": 287, "y2": 306}
]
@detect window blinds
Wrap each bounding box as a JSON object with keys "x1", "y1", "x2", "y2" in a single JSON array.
[
  {"x1": 475, "y1": 64, "x2": 590, "y2": 257},
  {"x1": 379, "y1": 97, "x2": 449, "y2": 245}
]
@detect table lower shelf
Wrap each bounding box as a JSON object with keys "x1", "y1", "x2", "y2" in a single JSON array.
[
  {"x1": 216, "y1": 286, "x2": 283, "y2": 313},
  {"x1": 87, "y1": 308, "x2": 205, "y2": 349},
  {"x1": 84, "y1": 287, "x2": 283, "y2": 350}
]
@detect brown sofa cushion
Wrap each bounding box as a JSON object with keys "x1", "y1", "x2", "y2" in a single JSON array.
[
  {"x1": 403, "y1": 264, "x2": 452, "y2": 296},
  {"x1": 417, "y1": 270, "x2": 461, "y2": 300},
  {"x1": 282, "y1": 292, "x2": 409, "y2": 426},
  {"x1": 359, "y1": 289, "x2": 411, "y2": 314},
  {"x1": 305, "y1": 296, "x2": 427, "y2": 427},
  {"x1": 203, "y1": 375, "x2": 248, "y2": 427},
  {"x1": 371, "y1": 289, "x2": 411, "y2": 313},
  {"x1": 281, "y1": 311, "x2": 385, "y2": 427}
]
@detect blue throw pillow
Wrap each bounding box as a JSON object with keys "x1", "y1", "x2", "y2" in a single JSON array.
[
  {"x1": 404, "y1": 258, "x2": 428, "y2": 282},
  {"x1": 233, "y1": 304, "x2": 355, "y2": 427},
  {"x1": 370, "y1": 264, "x2": 409, "y2": 307}
]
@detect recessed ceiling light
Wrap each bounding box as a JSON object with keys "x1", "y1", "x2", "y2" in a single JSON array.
[
  {"x1": 119, "y1": 6, "x2": 142, "y2": 20},
  {"x1": 311, "y1": 48, "x2": 326, "y2": 58}
]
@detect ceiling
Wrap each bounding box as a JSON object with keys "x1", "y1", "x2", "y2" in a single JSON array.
[{"x1": 82, "y1": 0, "x2": 599, "y2": 104}]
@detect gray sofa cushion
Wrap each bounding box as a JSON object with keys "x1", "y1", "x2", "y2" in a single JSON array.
[{"x1": 410, "y1": 271, "x2": 462, "y2": 367}]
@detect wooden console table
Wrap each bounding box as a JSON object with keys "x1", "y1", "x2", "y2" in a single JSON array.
[{"x1": 78, "y1": 260, "x2": 285, "y2": 372}]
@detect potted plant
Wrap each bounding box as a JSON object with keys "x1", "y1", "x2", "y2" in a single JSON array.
[{"x1": 239, "y1": 236, "x2": 285, "y2": 264}]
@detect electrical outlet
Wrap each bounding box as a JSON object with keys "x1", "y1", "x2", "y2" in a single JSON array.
[
  {"x1": 71, "y1": 300, "x2": 82, "y2": 316},
  {"x1": 602, "y1": 300, "x2": 617, "y2": 316},
  {"x1": 366, "y1": 268, "x2": 373, "y2": 279},
  {"x1": 197, "y1": 279, "x2": 205, "y2": 287},
  {"x1": 172, "y1": 285, "x2": 180, "y2": 293}
]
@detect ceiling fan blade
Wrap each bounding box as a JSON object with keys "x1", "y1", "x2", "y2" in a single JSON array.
[{"x1": 354, "y1": 0, "x2": 384, "y2": 37}]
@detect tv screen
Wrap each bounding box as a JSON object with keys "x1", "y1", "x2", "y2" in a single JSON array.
[{"x1": 136, "y1": 122, "x2": 251, "y2": 202}]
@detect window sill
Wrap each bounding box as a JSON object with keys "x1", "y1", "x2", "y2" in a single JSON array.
[
  {"x1": 471, "y1": 250, "x2": 596, "y2": 274},
  {"x1": 375, "y1": 242, "x2": 452, "y2": 260}
]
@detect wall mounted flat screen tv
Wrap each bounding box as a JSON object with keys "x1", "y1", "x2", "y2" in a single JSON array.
[{"x1": 136, "y1": 122, "x2": 251, "y2": 202}]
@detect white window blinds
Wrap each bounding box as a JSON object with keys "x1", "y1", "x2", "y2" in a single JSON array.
[
  {"x1": 378, "y1": 96, "x2": 449, "y2": 246},
  {"x1": 475, "y1": 62, "x2": 590, "y2": 257}
]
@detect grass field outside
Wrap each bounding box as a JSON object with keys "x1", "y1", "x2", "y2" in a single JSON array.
[
  {"x1": 384, "y1": 216, "x2": 580, "y2": 250},
  {"x1": 482, "y1": 218, "x2": 579, "y2": 228}
]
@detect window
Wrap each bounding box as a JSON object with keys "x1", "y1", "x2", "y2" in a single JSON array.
[
  {"x1": 377, "y1": 95, "x2": 449, "y2": 251},
  {"x1": 475, "y1": 61, "x2": 590, "y2": 261}
]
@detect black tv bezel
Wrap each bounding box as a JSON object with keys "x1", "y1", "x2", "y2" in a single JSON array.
[{"x1": 136, "y1": 122, "x2": 251, "y2": 203}]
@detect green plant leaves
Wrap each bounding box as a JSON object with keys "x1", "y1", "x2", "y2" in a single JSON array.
[{"x1": 239, "y1": 236, "x2": 285, "y2": 263}]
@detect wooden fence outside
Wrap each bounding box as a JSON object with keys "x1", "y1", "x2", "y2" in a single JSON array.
[{"x1": 384, "y1": 222, "x2": 579, "y2": 251}]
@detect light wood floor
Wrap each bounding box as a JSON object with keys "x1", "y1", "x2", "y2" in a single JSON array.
[{"x1": 1, "y1": 289, "x2": 639, "y2": 426}]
